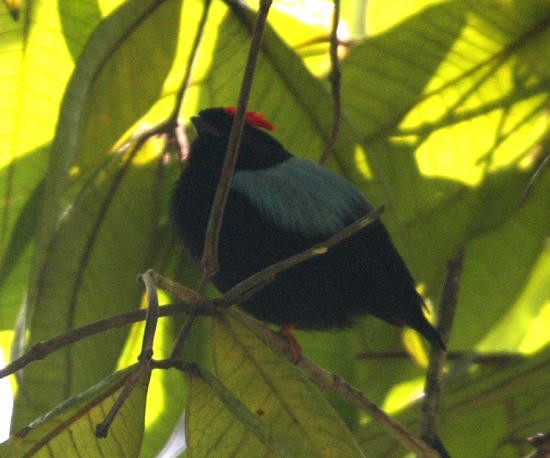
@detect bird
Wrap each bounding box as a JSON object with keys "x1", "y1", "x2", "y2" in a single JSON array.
[{"x1": 171, "y1": 107, "x2": 445, "y2": 352}]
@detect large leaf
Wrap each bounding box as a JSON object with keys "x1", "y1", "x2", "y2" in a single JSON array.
[
  {"x1": 0, "y1": 366, "x2": 148, "y2": 458},
  {"x1": 12, "y1": 0, "x2": 182, "y2": 429},
  {"x1": 211, "y1": 309, "x2": 364, "y2": 457},
  {"x1": 357, "y1": 343, "x2": 550, "y2": 457},
  {"x1": 186, "y1": 363, "x2": 290, "y2": 457},
  {"x1": 0, "y1": 0, "x2": 113, "y2": 327},
  {"x1": 340, "y1": 0, "x2": 550, "y2": 293}
]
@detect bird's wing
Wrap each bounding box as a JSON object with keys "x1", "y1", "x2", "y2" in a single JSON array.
[
  {"x1": 212, "y1": 157, "x2": 375, "y2": 289},
  {"x1": 230, "y1": 157, "x2": 373, "y2": 242}
]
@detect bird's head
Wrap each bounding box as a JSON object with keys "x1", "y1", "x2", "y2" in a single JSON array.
[
  {"x1": 189, "y1": 107, "x2": 290, "y2": 169},
  {"x1": 192, "y1": 107, "x2": 274, "y2": 136}
]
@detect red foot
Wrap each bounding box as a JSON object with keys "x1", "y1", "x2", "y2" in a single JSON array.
[{"x1": 280, "y1": 324, "x2": 302, "y2": 359}]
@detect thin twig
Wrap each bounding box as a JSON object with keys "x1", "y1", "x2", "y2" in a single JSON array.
[
  {"x1": 521, "y1": 146, "x2": 550, "y2": 205},
  {"x1": 155, "y1": 0, "x2": 212, "y2": 162},
  {"x1": 234, "y1": 311, "x2": 439, "y2": 457},
  {"x1": 172, "y1": 0, "x2": 271, "y2": 358},
  {"x1": 127, "y1": 0, "x2": 213, "y2": 363},
  {"x1": 151, "y1": 314, "x2": 438, "y2": 456},
  {"x1": 149, "y1": 270, "x2": 206, "y2": 360},
  {"x1": 170, "y1": 207, "x2": 382, "y2": 359},
  {"x1": 110, "y1": 0, "x2": 212, "y2": 162},
  {"x1": 319, "y1": 0, "x2": 342, "y2": 165},
  {"x1": 168, "y1": 208, "x2": 383, "y2": 358},
  {"x1": 149, "y1": 271, "x2": 205, "y2": 303},
  {"x1": 140, "y1": 270, "x2": 162, "y2": 357},
  {"x1": 95, "y1": 362, "x2": 150, "y2": 437},
  {"x1": 65, "y1": 9, "x2": 213, "y2": 346},
  {"x1": 357, "y1": 350, "x2": 525, "y2": 365},
  {"x1": 168, "y1": 0, "x2": 212, "y2": 125},
  {"x1": 0, "y1": 302, "x2": 215, "y2": 379},
  {"x1": 301, "y1": 359, "x2": 438, "y2": 457},
  {"x1": 96, "y1": 271, "x2": 162, "y2": 437},
  {"x1": 420, "y1": 246, "x2": 465, "y2": 457},
  {"x1": 200, "y1": 0, "x2": 273, "y2": 282}
]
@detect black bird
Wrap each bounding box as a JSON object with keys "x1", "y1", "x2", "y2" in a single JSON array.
[{"x1": 171, "y1": 107, "x2": 445, "y2": 352}]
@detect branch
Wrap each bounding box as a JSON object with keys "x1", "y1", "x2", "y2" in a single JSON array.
[
  {"x1": 167, "y1": 0, "x2": 212, "y2": 126},
  {"x1": 319, "y1": 0, "x2": 342, "y2": 165},
  {"x1": 94, "y1": 1, "x2": 213, "y2": 369},
  {"x1": 103, "y1": 0, "x2": 212, "y2": 161},
  {"x1": 0, "y1": 302, "x2": 215, "y2": 379},
  {"x1": 200, "y1": 0, "x2": 273, "y2": 282},
  {"x1": 420, "y1": 246, "x2": 465, "y2": 457},
  {"x1": 96, "y1": 271, "x2": 164, "y2": 437},
  {"x1": 163, "y1": 207, "x2": 383, "y2": 359},
  {"x1": 140, "y1": 270, "x2": 162, "y2": 355},
  {"x1": 148, "y1": 271, "x2": 205, "y2": 302},
  {"x1": 147, "y1": 271, "x2": 208, "y2": 360}
]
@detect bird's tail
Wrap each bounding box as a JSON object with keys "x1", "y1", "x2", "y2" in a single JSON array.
[{"x1": 414, "y1": 318, "x2": 446, "y2": 352}]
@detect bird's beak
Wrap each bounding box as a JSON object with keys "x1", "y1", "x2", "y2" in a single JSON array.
[{"x1": 191, "y1": 115, "x2": 220, "y2": 137}]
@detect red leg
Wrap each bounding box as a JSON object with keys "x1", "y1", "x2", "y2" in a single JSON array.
[{"x1": 280, "y1": 324, "x2": 302, "y2": 359}]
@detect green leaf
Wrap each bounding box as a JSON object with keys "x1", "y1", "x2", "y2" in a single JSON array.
[
  {"x1": 211, "y1": 309, "x2": 364, "y2": 457},
  {"x1": 0, "y1": 176, "x2": 43, "y2": 327},
  {"x1": 186, "y1": 364, "x2": 289, "y2": 457},
  {"x1": 0, "y1": 2, "x2": 75, "y2": 326},
  {"x1": 190, "y1": 0, "x2": 363, "y2": 167},
  {"x1": 337, "y1": 0, "x2": 550, "y2": 348},
  {"x1": 357, "y1": 344, "x2": 550, "y2": 457},
  {"x1": 13, "y1": 0, "x2": 182, "y2": 429},
  {"x1": 0, "y1": 366, "x2": 148, "y2": 458}
]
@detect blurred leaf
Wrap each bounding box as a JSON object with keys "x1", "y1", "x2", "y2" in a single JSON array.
[
  {"x1": 357, "y1": 343, "x2": 550, "y2": 457},
  {"x1": 338, "y1": 0, "x2": 550, "y2": 348},
  {"x1": 0, "y1": 175, "x2": 43, "y2": 326},
  {"x1": 0, "y1": 366, "x2": 148, "y2": 458},
  {"x1": 457, "y1": 170, "x2": 550, "y2": 348},
  {"x1": 2, "y1": 0, "x2": 21, "y2": 20},
  {"x1": 366, "y1": 0, "x2": 446, "y2": 36},
  {"x1": 12, "y1": 0, "x2": 182, "y2": 429},
  {"x1": 0, "y1": 5, "x2": 63, "y2": 327}
]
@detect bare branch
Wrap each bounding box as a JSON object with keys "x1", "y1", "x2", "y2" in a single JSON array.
[
  {"x1": 200, "y1": 0, "x2": 273, "y2": 282},
  {"x1": 319, "y1": 0, "x2": 342, "y2": 165},
  {"x1": 96, "y1": 270, "x2": 163, "y2": 437},
  {"x1": 0, "y1": 302, "x2": 214, "y2": 379},
  {"x1": 168, "y1": 0, "x2": 212, "y2": 126},
  {"x1": 420, "y1": 246, "x2": 465, "y2": 457}
]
